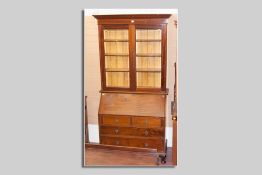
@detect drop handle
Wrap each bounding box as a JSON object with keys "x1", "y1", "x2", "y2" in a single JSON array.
[
  {"x1": 144, "y1": 143, "x2": 148, "y2": 147},
  {"x1": 115, "y1": 118, "x2": 119, "y2": 123},
  {"x1": 115, "y1": 140, "x2": 120, "y2": 145},
  {"x1": 144, "y1": 130, "x2": 149, "y2": 136},
  {"x1": 114, "y1": 128, "x2": 119, "y2": 134}
]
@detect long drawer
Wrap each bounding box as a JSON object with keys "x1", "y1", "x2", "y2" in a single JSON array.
[
  {"x1": 100, "y1": 136, "x2": 164, "y2": 151},
  {"x1": 100, "y1": 126, "x2": 164, "y2": 137}
]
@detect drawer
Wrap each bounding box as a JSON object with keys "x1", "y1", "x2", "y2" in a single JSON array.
[
  {"x1": 136, "y1": 128, "x2": 164, "y2": 137},
  {"x1": 100, "y1": 136, "x2": 164, "y2": 152},
  {"x1": 132, "y1": 117, "x2": 164, "y2": 128},
  {"x1": 100, "y1": 136, "x2": 129, "y2": 146},
  {"x1": 100, "y1": 126, "x2": 164, "y2": 137},
  {"x1": 129, "y1": 138, "x2": 164, "y2": 152},
  {"x1": 100, "y1": 126, "x2": 134, "y2": 135},
  {"x1": 101, "y1": 115, "x2": 131, "y2": 126}
]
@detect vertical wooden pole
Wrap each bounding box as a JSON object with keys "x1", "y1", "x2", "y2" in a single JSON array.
[
  {"x1": 85, "y1": 96, "x2": 89, "y2": 143},
  {"x1": 172, "y1": 63, "x2": 177, "y2": 165},
  {"x1": 172, "y1": 19, "x2": 178, "y2": 165}
]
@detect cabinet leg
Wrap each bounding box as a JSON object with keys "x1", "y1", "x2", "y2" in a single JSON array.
[{"x1": 159, "y1": 154, "x2": 167, "y2": 164}]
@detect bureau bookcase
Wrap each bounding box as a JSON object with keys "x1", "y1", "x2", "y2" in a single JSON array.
[{"x1": 93, "y1": 14, "x2": 171, "y2": 163}]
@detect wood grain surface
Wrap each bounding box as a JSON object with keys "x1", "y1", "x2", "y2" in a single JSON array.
[{"x1": 99, "y1": 93, "x2": 166, "y2": 117}]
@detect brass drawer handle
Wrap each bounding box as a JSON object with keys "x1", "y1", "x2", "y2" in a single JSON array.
[
  {"x1": 172, "y1": 116, "x2": 177, "y2": 121},
  {"x1": 144, "y1": 130, "x2": 149, "y2": 136},
  {"x1": 114, "y1": 128, "x2": 119, "y2": 134},
  {"x1": 115, "y1": 140, "x2": 120, "y2": 145},
  {"x1": 144, "y1": 143, "x2": 148, "y2": 147},
  {"x1": 115, "y1": 118, "x2": 119, "y2": 123}
]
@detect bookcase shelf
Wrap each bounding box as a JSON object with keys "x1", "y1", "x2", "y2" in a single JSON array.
[{"x1": 95, "y1": 15, "x2": 168, "y2": 91}]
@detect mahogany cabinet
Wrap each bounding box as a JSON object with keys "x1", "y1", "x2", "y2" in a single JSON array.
[{"x1": 93, "y1": 14, "x2": 171, "y2": 163}]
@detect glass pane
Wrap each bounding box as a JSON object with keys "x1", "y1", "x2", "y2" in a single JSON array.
[
  {"x1": 136, "y1": 29, "x2": 161, "y2": 40},
  {"x1": 136, "y1": 29, "x2": 162, "y2": 88},
  {"x1": 136, "y1": 57, "x2": 161, "y2": 69},
  {"x1": 106, "y1": 72, "x2": 130, "y2": 88},
  {"x1": 105, "y1": 56, "x2": 129, "y2": 69},
  {"x1": 136, "y1": 72, "x2": 161, "y2": 88},
  {"x1": 104, "y1": 29, "x2": 130, "y2": 88},
  {"x1": 104, "y1": 42, "x2": 129, "y2": 55},
  {"x1": 104, "y1": 29, "x2": 128, "y2": 40},
  {"x1": 136, "y1": 42, "x2": 161, "y2": 55}
]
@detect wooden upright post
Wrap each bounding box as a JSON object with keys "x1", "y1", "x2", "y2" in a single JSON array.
[
  {"x1": 85, "y1": 96, "x2": 89, "y2": 143},
  {"x1": 172, "y1": 19, "x2": 178, "y2": 165}
]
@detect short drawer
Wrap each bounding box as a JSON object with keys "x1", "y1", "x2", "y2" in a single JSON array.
[
  {"x1": 132, "y1": 117, "x2": 164, "y2": 128},
  {"x1": 101, "y1": 115, "x2": 131, "y2": 126},
  {"x1": 100, "y1": 126, "x2": 164, "y2": 137},
  {"x1": 136, "y1": 128, "x2": 164, "y2": 137}
]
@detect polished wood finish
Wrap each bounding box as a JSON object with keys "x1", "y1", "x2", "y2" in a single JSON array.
[
  {"x1": 100, "y1": 126, "x2": 164, "y2": 137},
  {"x1": 99, "y1": 93, "x2": 166, "y2": 117},
  {"x1": 94, "y1": 14, "x2": 170, "y2": 92},
  {"x1": 98, "y1": 93, "x2": 166, "y2": 153},
  {"x1": 86, "y1": 143, "x2": 157, "y2": 153},
  {"x1": 100, "y1": 89, "x2": 169, "y2": 95},
  {"x1": 85, "y1": 145, "x2": 173, "y2": 166},
  {"x1": 100, "y1": 115, "x2": 131, "y2": 126},
  {"x1": 129, "y1": 24, "x2": 136, "y2": 91},
  {"x1": 94, "y1": 15, "x2": 170, "y2": 25},
  {"x1": 93, "y1": 14, "x2": 171, "y2": 164},
  {"x1": 161, "y1": 24, "x2": 167, "y2": 91},
  {"x1": 100, "y1": 136, "x2": 164, "y2": 152},
  {"x1": 132, "y1": 116, "x2": 164, "y2": 128},
  {"x1": 93, "y1": 14, "x2": 171, "y2": 20}
]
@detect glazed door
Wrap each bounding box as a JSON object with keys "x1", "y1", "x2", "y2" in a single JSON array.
[
  {"x1": 135, "y1": 25, "x2": 167, "y2": 91},
  {"x1": 101, "y1": 26, "x2": 131, "y2": 90}
]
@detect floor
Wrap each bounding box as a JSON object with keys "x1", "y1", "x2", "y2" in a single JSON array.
[{"x1": 85, "y1": 146, "x2": 174, "y2": 167}]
